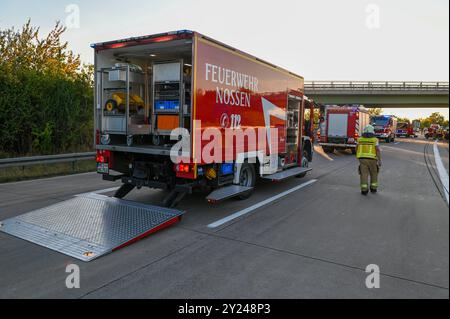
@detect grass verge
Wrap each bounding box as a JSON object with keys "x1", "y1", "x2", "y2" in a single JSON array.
[{"x1": 0, "y1": 160, "x2": 96, "y2": 183}]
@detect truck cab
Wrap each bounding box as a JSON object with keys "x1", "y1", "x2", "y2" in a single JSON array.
[
  {"x1": 372, "y1": 115, "x2": 398, "y2": 143},
  {"x1": 319, "y1": 105, "x2": 371, "y2": 154},
  {"x1": 396, "y1": 122, "x2": 412, "y2": 138}
]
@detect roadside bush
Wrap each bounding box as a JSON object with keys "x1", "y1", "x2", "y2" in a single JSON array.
[{"x1": 0, "y1": 20, "x2": 93, "y2": 157}]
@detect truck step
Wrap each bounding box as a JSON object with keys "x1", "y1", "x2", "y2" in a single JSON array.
[
  {"x1": 262, "y1": 167, "x2": 312, "y2": 182},
  {"x1": 0, "y1": 193, "x2": 184, "y2": 262},
  {"x1": 207, "y1": 185, "x2": 254, "y2": 203}
]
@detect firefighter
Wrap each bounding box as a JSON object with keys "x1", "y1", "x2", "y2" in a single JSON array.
[{"x1": 356, "y1": 125, "x2": 382, "y2": 195}]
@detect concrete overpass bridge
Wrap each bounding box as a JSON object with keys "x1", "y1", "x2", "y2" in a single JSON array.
[{"x1": 304, "y1": 81, "x2": 449, "y2": 108}]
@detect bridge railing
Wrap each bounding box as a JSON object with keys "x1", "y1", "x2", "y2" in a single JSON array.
[{"x1": 305, "y1": 81, "x2": 449, "y2": 91}]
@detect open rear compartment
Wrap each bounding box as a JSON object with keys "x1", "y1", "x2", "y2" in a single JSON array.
[{"x1": 94, "y1": 35, "x2": 194, "y2": 154}]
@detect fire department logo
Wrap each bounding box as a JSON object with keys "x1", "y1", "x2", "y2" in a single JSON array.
[{"x1": 220, "y1": 113, "x2": 230, "y2": 128}]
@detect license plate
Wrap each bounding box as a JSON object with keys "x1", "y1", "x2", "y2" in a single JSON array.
[{"x1": 97, "y1": 163, "x2": 109, "y2": 174}]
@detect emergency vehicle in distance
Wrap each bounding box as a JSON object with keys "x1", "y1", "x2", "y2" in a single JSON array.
[
  {"x1": 425, "y1": 124, "x2": 441, "y2": 140},
  {"x1": 396, "y1": 121, "x2": 417, "y2": 138},
  {"x1": 371, "y1": 115, "x2": 398, "y2": 143},
  {"x1": 92, "y1": 30, "x2": 314, "y2": 207},
  {"x1": 318, "y1": 105, "x2": 371, "y2": 154}
]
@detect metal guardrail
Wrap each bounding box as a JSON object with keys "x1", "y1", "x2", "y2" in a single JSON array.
[
  {"x1": 305, "y1": 81, "x2": 450, "y2": 91},
  {"x1": 0, "y1": 152, "x2": 96, "y2": 169}
]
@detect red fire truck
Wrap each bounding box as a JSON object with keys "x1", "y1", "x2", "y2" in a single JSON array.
[
  {"x1": 318, "y1": 106, "x2": 371, "y2": 154},
  {"x1": 372, "y1": 115, "x2": 398, "y2": 143},
  {"x1": 396, "y1": 121, "x2": 416, "y2": 138},
  {"x1": 425, "y1": 124, "x2": 442, "y2": 139},
  {"x1": 93, "y1": 31, "x2": 314, "y2": 207}
]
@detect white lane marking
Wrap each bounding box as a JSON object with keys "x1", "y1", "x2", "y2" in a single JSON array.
[
  {"x1": 207, "y1": 179, "x2": 318, "y2": 229},
  {"x1": 433, "y1": 141, "x2": 449, "y2": 205},
  {"x1": 394, "y1": 142, "x2": 401, "y2": 145}
]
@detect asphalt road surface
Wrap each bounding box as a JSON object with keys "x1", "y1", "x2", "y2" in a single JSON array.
[{"x1": 0, "y1": 138, "x2": 448, "y2": 299}]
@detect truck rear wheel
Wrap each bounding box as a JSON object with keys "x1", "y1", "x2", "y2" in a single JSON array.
[
  {"x1": 296, "y1": 151, "x2": 310, "y2": 179},
  {"x1": 323, "y1": 146, "x2": 335, "y2": 154},
  {"x1": 238, "y1": 163, "x2": 256, "y2": 200}
]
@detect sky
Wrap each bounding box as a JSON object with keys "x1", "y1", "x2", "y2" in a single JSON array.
[{"x1": 1, "y1": 0, "x2": 448, "y2": 120}]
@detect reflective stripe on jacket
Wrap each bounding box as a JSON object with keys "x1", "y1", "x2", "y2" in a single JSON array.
[{"x1": 357, "y1": 137, "x2": 378, "y2": 160}]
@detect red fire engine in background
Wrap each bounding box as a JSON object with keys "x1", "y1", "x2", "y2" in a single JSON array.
[
  {"x1": 318, "y1": 106, "x2": 371, "y2": 154},
  {"x1": 396, "y1": 121, "x2": 417, "y2": 138}
]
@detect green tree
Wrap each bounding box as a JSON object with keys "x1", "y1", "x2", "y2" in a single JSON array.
[
  {"x1": 419, "y1": 112, "x2": 447, "y2": 129},
  {"x1": 428, "y1": 112, "x2": 445, "y2": 126},
  {"x1": 397, "y1": 117, "x2": 411, "y2": 124},
  {"x1": 368, "y1": 108, "x2": 383, "y2": 116},
  {"x1": 0, "y1": 20, "x2": 93, "y2": 157},
  {"x1": 443, "y1": 120, "x2": 449, "y2": 128}
]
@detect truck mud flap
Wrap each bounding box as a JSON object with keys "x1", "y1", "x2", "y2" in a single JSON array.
[
  {"x1": 262, "y1": 167, "x2": 312, "y2": 182},
  {"x1": 0, "y1": 193, "x2": 184, "y2": 262}
]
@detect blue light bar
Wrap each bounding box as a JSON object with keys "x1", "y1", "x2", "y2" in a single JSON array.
[{"x1": 221, "y1": 163, "x2": 234, "y2": 176}]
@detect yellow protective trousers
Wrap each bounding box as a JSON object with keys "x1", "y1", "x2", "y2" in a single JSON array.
[{"x1": 359, "y1": 158, "x2": 379, "y2": 191}]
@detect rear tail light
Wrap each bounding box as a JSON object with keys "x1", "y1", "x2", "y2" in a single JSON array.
[
  {"x1": 96, "y1": 153, "x2": 105, "y2": 163},
  {"x1": 176, "y1": 163, "x2": 191, "y2": 173},
  {"x1": 96, "y1": 150, "x2": 113, "y2": 168},
  {"x1": 174, "y1": 163, "x2": 197, "y2": 180}
]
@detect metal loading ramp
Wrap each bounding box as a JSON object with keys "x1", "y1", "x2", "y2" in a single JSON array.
[{"x1": 0, "y1": 193, "x2": 184, "y2": 262}]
